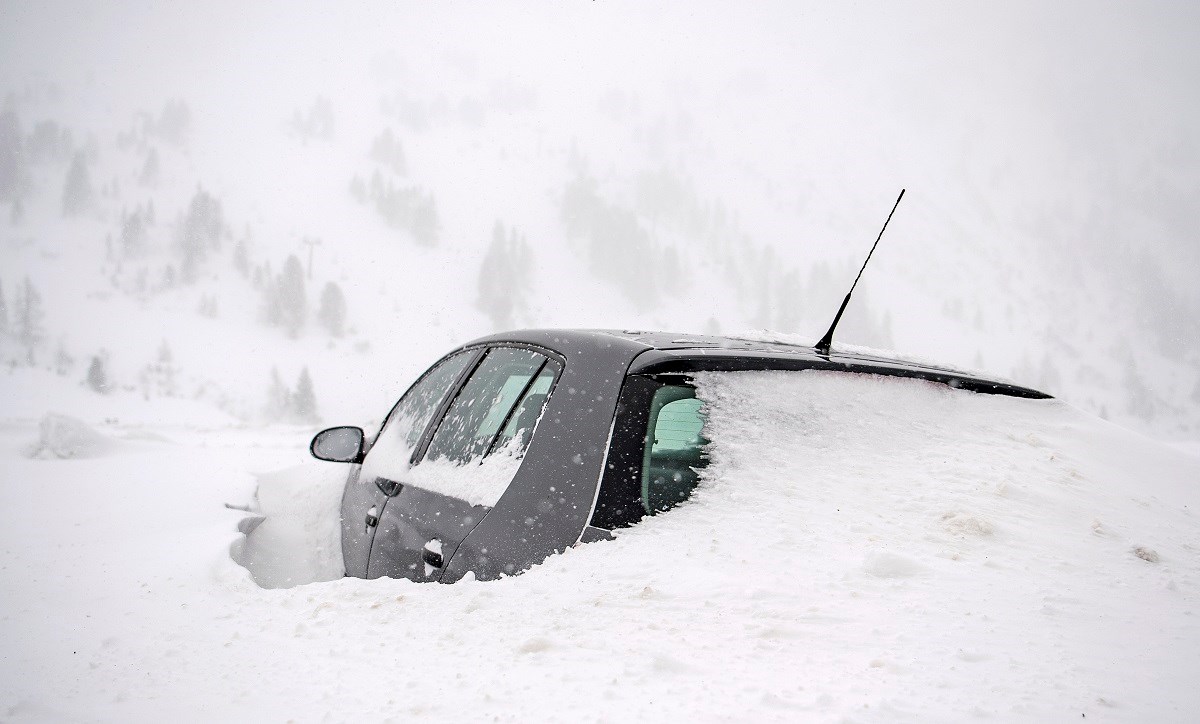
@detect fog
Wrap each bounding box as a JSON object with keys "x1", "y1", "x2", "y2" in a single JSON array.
[{"x1": 1, "y1": 1, "x2": 1198, "y2": 437}]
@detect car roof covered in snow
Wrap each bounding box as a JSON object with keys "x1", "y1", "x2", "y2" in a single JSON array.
[{"x1": 463, "y1": 329, "x2": 1051, "y2": 400}]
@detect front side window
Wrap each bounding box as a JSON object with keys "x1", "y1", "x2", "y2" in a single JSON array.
[
  {"x1": 424, "y1": 347, "x2": 554, "y2": 463},
  {"x1": 408, "y1": 346, "x2": 561, "y2": 507},
  {"x1": 360, "y1": 351, "x2": 474, "y2": 484}
]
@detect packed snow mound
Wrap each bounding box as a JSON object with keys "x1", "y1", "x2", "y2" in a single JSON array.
[
  {"x1": 229, "y1": 462, "x2": 346, "y2": 588},
  {"x1": 416, "y1": 369, "x2": 1198, "y2": 720},
  {"x1": 3, "y1": 372, "x2": 1198, "y2": 721},
  {"x1": 25, "y1": 414, "x2": 118, "y2": 459}
]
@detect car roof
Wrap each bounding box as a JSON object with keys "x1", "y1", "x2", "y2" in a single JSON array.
[{"x1": 465, "y1": 328, "x2": 1051, "y2": 400}]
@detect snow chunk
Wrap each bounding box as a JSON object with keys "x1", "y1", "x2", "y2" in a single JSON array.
[
  {"x1": 360, "y1": 425, "x2": 527, "y2": 508},
  {"x1": 25, "y1": 413, "x2": 118, "y2": 459},
  {"x1": 229, "y1": 462, "x2": 347, "y2": 588},
  {"x1": 407, "y1": 438, "x2": 526, "y2": 508},
  {"x1": 862, "y1": 551, "x2": 928, "y2": 578},
  {"x1": 1133, "y1": 546, "x2": 1160, "y2": 563}
]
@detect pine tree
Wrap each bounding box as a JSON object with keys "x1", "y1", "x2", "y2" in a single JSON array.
[
  {"x1": 62, "y1": 151, "x2": 93, "y2": 217},
  {"x1": 349, "y1": 174, "x2": 367, "y2": 202},
  {"x1": 265, "y1": 367, "x2": 290, "y2": 422},
  {"x1": 411, "y1": 193, "x2": 439, "y2": 246},
  {"x1": 86, "y1": 355, "x2": 109, "y2": 394},
  {"x1": 0, "y1": 109, "x2": 23, "y2": 202},
  {"x1": 1123, "y1": 355, "x2": 1154, "y2": 421},
  {"x1": 121, "y1": 208, "x2": 147, "y2": 257},
  {"x1": 54, "y1": 340, "x2": 73, "y2": 376},
  {"x1": 476, "y1": 222, "x2": 533, "y2": 329},
  {"x1": 370, "y1": 128, "x2": 406, "y2": 175},
  {"x1": 14, "y1": 277, "x2": 45, "y2": 364},
  {"x1": 276, "y1": 255, "x2": 307, "y2": 337},
  {"x1": 140, "y1": 147, "x2": 160, "y2": 186},
  {"x1": 10, "y1": 197, "x2": 23, "y2": 225},
  {"x1": 179, "y1": 188, "x2": 224, "y2": 282},
  {"x1": 156, "y1": 99, "x2": 191, "y2": 147},
  {"x1": 317, "y1": 282, "x2": 347, "y2": 337},
  {"x1": 0, "y1": 278, "x2": 7, "y2": 334},
  {"x1": 154, "y1": 341, "x2": 177, "y2": 396},
  {"x1": 233, "y1": 238, "x2": 250, "y2": 277},
  {"x1": 291, "y1": 367, "x2": 318, "y2": 423}
]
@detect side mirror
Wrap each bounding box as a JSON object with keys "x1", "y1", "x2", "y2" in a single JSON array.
[{"x1": 310, "y1": 426, "x2": 365, "y2": 463}]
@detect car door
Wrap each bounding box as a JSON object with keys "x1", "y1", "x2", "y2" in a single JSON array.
[
  {"x1": 365, "y1": 346, "x2": 561, "y2": 582},
  {"x1": 341, "y1": 349, "x2": 477, "y2": 578}
]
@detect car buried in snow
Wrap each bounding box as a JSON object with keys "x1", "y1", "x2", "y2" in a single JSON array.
[{"x1": 309, "y1": 329, "x2": 1048, "y2": 583}]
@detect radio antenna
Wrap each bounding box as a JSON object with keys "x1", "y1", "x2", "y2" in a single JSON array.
[{"x1": 814, "y1": 189, "x2": 906, "y2": 356}]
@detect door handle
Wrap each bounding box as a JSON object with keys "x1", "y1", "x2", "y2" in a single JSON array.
[
  {"x1": 374, "y1": 477, "x2": 403, "y2": 497},
  {"x1": 422, "y1": 539, "x2": 444, "y2": 569}
]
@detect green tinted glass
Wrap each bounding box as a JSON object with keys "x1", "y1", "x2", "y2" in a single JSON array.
[{"x1": 642, "y1": 385, "x2": 709, "y2": 514}]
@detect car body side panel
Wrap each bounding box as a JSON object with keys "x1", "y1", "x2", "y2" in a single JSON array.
[
  {"x1": 365, "y1": 485, "x2": 487, "y2": 581},
  {"x1": 441, "y1": 333, "x2": 642, "y2": 581},
  {"x1": 339, "y1": 465, "x2": 384, "y2": 578}
]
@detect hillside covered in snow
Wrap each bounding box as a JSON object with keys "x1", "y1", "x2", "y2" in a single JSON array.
[{"x1": 0, "y1": 1, "x2": 1198, "y2": 437}]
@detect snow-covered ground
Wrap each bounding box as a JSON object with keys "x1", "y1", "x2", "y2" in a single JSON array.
[
  {"x1": 2, "y1": 369, "x2": 1197, "y2": 721},
  {"x1": 2, "y1": 2, "x2": 1199, "y2": 720}
]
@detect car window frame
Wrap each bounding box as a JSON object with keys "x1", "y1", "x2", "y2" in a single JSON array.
[
  {"x1": 369, "y1": 347, "x2": 485, "y2": 465},
  {"x1": 590, "y1": 372, "x2": 704, "y2": 530},
  {"x1": 409, "y1": 342, "x2": 566, "y2": 469}
]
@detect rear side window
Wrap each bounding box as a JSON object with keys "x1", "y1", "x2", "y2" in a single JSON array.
[
  {"x1": 643, "y1": 390, "x2": 708, "y2": 513},
  {"x1": 591, "y1": 376, "x2": 710, "y2": 529}
]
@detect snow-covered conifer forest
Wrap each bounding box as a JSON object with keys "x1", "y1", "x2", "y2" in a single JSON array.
[{"x1": 1, "y1": 2, "x2": 1198, "y2": 721}]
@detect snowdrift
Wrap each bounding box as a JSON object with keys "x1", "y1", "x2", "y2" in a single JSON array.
[{"x1": 2, "y1": 370, "x2": 1198, "y2": 721}]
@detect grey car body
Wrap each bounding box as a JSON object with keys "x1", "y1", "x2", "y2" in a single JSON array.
[{"x1": 310, "y1": 329, "x2": 1048, "y2": 583}]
